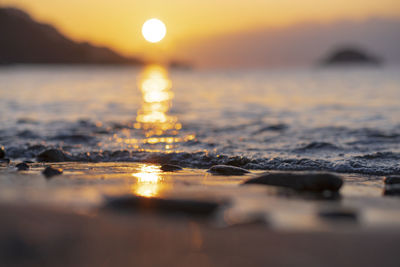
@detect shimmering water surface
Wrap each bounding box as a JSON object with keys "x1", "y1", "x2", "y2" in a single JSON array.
[
  {"x1": 1, "y1": 65, "x2": 399, "y2": 175},
  {"x1": 1, "y1": 65, "x2": 400, "y2": 230}
]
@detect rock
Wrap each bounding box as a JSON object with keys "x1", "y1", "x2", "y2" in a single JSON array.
[
  {"x1": 318, "y1": 207, "x2": 358, "y2": 221},
  {"x1": 0, "y1": 146, "x2": 5, "y2": 158},
  {"x1": 243, "y1": 172, "x2": 343, "y2": 192},
  {"x1": 37, "y1": 149, "x2": 69, "y2": 162},
  {"x1": 16, "y1": 162, "x2": 29, "y2": 171},
  {"x1": 208, "y1": 165, "x2": 250, "y2": 176},
  {"x1": 0, "y1": 158, "x2": 10, "y2": 164},
  {"x1": 383, "y1": 184, "x2": 400, "y2": 196},
  {"x1": 42, "y1": 166, "x2": 63, "y2": 178},
  {"x1": 104, "y1": 195, "x2": 221, "y2": 216},
  {"x1": 160, "y1": 164, "x2": 183, "y2": 172},
  {"x1": 384, "y1": 176, "x2": 400, "y2": 185}
]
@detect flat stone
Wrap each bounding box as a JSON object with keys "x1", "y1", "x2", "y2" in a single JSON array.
[
  {"x1": 104, "y1": 195, "x2": 221, "y2": 216},
  {"x1": 42, "y1": 166, "x2": 63, "y2": 178},
  {"x1": 0, "y1": 146, "x2": 5, "y2": 158},
  {"x1": 160, "y1": 164, "x2": 183, "y2": 172},
  {"x1": 384, "y1": 176, "x2": 400, "y2": 185},
  {"x1": 384, "y1": 184, "x2": 400, "y2": 196},
  {"x1": 208, "y1": 165, "x2": 250, "y2": 176},
  {"x1": 0, "y1": 158, "x2": 10, "y2": 164},
  {"x1": 243, "y1": 172, "x2": 343, "y2": 192},
  {"x1": 16, "y1": 162, "x2": 29, "y2": 171},
  {"x1": 37, "y1": 149, "x2": 69, "y2": 162}
]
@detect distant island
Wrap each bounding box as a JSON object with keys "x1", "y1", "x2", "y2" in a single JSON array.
[
  {"x1": 320, "y1": 47, "x2": 382, "y2": 66},
  {"x1": 0, "y1": 7, "x2": 143, "y2": 65}
]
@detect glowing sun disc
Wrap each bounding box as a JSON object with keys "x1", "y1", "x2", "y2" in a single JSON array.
[{"x1": 142, "y1": 18, "x2": 166, "y2": 43}]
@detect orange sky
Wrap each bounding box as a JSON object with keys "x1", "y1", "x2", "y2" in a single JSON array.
[{"x1": 2, "y1": 0, "x2": 400, "y2": 60}]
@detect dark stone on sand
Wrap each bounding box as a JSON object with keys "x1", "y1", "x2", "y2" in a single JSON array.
[
  {"x1": 42, "y1": 166, "x2": 63, "y2": 178},
  {"x1": 0, "y1": 158, "x2": 10, "y2": 164},
  {"x1": 37, "y1": 149, "x2": 69, "y2": 162},
  {"x1": 160, "y1": 164, "x2": 183, "y2": 172},
  {"x1": 15, "y1": 163, "x2": 29, "y2": 171},
  {"x1": 0, "y1": 146, "x2": 5, "y2": 159},
  {"x1": 384, "y1": 176, "x2": 400, "y2": 185},
  {"x1": 208, "y1": 165, "x2": 250, "y2": 176},
  {"x1": 383, "y1": 184, "x2": 400, "y2": 196},
  {"x1": 224, "y1": 156, "x2": 252, "y2": 167},
  {"x1": 318, "y1": 208, "x2": 358, "y2": 221},
  {"x1": 104, "y1": 195, "x2": 221, "y2": 216},
  {"x1": 243, "y1": 172, "x2": 343, "y2": 192}
]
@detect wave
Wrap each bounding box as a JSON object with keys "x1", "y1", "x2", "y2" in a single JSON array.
[{"x1": 2, "y1": 145, "x2": 399, "y2": 176}]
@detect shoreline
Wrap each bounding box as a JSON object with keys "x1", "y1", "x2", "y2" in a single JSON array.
[{"x1": 0, "y1": 162, "x2": 399, "y2": 231}]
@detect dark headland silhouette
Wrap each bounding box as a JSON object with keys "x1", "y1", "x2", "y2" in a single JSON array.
[
  {"x1": 320, "y1": 47, "x2": 382, "y2": 66},
  {"x1": 0, "y1": 7, "x2": 143, "y2": 65}
]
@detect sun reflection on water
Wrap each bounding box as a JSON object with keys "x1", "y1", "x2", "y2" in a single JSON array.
[
  {"x1": 135, "y1": 65, "x2": 181, "y2": 138},
  {"x1": 131, "y1": 165, "x2": 162, "y2": 197},
  {"x1": 113, "y1": 65, "x2": 196, "y2": 151}
]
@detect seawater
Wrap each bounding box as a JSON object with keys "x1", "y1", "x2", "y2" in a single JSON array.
[{"x1": 0, "y1": 65, "x2": 399, "y2": 175}]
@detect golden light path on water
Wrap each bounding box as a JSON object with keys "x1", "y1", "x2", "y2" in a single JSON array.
[
  {"x1": 132, "y1": 65, "x2": 195, "y2": 149},
  {"x1": 131, "y1": 165, "x2": 162, "y2": 197},
  {"x1": 135, "y1": 65, "x2": 179, "y2": 136},
  {"x1": 113, "y1": 65, "x2": 195, "y2": 150},
  {"x1": 129, "y1": 65, "x2": 195, "y2": 197}
]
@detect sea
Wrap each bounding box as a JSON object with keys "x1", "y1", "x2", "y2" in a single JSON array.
[{"x1": 0, "y1": 64, "x2": 399, "y2": 176}]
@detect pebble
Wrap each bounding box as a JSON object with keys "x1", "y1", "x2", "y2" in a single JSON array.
[
  {"x1": 37, "y1": 149, "x2": 69, "y2": 162},
  {"x1": 383, "y1": 184, "x2": 400, "y2": 196},
  {"x1": 208, "y1": 165, "x2": 250, "y2": 175},
  {"x1": 42, "y1": 166, "x2": 63, "y2": 178},
  {"x1": 16, "y1": 162, "x2": 29, "y2": 171},
  {"x1": 104, "y1": 195, "x2": 221, "y2": 216},
  {"x1": 0, "y1": 146, "x2": 5, "y2": 158},
  {"x1": 0, "y1": 158, "x2": 10, "y2": 164},
  {"x1": 160, "y1": 164, "x2": 183, "y2": 172},
  {"x1": 243, "y1": 172, "x2": 343, "y2": 192},
  {"x1": 384, "y1": 176, "x2": 400, "y2": 185}
]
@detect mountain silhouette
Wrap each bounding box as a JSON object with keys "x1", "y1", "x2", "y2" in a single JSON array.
[
  {"x1": 321, "y1": 47, "x2": 381, "y2": 66},
  {"x1": 175, "y1": 18, "x2": 400, "y2": 68},
  {"x1": 0, "y1": 7, "x2": 142, "y2": 65}
]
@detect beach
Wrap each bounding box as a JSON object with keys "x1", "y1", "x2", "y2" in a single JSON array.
[
  {"x1": 2, "y1": 201, "x2": 400, "y2": 267},
  {"x1": 1, "y1": 65, "x2": 400, "y2": 266},
  {"x1": 1, "y1": 161, "x2": 400, "y2": 266}
]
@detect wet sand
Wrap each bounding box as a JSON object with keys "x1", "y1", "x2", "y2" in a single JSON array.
[
  {"x1": 1, "y1": 202, "x2": 400, "y2": 267},
  {"x1": 1, "y1": 162, "x2": 400, "y2": 266}
]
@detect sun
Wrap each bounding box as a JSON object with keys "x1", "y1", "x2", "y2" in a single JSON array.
[{"x1": 142, "y1": 18, "x2": 166, "y2": 43}]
